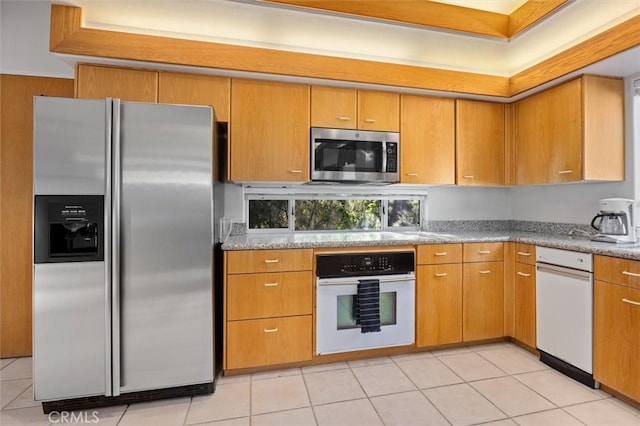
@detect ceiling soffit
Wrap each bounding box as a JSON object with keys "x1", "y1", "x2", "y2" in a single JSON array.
[{"x1": 260, "y1": 0, "x2": 570, "y2": 39}]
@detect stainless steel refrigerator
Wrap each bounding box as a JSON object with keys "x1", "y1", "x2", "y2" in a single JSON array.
[{"x1": 32, "y1": 96, "x2": 221, "y2": 411}]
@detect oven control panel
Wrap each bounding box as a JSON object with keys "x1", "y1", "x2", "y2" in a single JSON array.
[{"x1": 316, "y1": 251, "x2": 415, "y2": 278}]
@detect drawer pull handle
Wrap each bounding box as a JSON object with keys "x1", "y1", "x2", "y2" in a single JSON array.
[
  {"x1": 264, "y1": 328, "x2": 279, "y2": 333},
  {"x1": 434, "y1": 273, "x2": 448, "y2": 277},
  {"x1": 264, "y1": 282, "x2": 279, "y2": 287},
  {"x1": 622, "y1": 270, "x2": 640, "y2": 278},
  {"x1": 406, "y1": 173, "x2": 419, "y2": 177},
  {"x1": 558, "y1": 170, "x2": 573, "y2": 174},
  {"x1": 288, "y1": 170, "x2": 303, "y2": 174},
  {"x1": 264, "y1": 259, "x2": 280, "y2": 264},
  {"x1": 337, "y1": 116, "x2": 351, "y2": 121},
  {"x1": 479, "y1": 270, "x2": 492, "y2": 274},
  {"x1": 622, "y1": 298, "x2": 640, "y2": 306},
  {"x1": 434, "y1": 252, "x2": 448, "y2": 256},
  {"x1": 363, "y1": 118, "x2": 376, "y2": 123},
  {"x1": 517, "y1": 272, "x2": 531, "y2": 277},
  {"x1": 462, "y1": 175, "x2": 474, "y2": 179},
  {"x1": 517, "y1": 252, "x2": 531, "y2": 256},
  {"x1": 478, "y1": 250, "x2": 491, "y2": 254}
]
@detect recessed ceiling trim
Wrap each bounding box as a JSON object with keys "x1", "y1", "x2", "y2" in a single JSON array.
[
  {"x1": 259, "y1": 0, "x2": 570, "y2": 39},
  {"x1": 49, "y1": 4, "x2": 639, "y2": 98}
]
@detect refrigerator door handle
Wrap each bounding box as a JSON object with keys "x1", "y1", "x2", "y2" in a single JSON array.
[
  {"x1": 104, "y1": 99, "x2": 113, "y2": 397},
  {"x1": 111, "y1": 98, "x2": 122, "y2": 396}
]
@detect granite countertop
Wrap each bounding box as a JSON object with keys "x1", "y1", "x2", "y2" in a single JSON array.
[{"x1": 221, "y1": 230, "x2": 640, "y2": 260}]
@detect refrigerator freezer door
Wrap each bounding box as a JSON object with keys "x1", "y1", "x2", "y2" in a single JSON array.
[
  {"x1": 33, "y1": 262, "x2": 106, "y2": 400},
  {"x1": 117, "y1": 102, "x2": 214, "y2": 393},
  {"x1": 33, "y1": 97, "x2": 107, "y2": 195}
]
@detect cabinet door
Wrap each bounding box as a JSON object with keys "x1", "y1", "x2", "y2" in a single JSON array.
[
  {"x1": 230, "y1": 80, "x2": 310, "y2": 182},
  {"x1": 400, "y1": 95, "x2": 455, "y2": 184},
  {"x1": 158, "y1": 72, "x2": 230, "y2": 122},
  {"x1": 594, "y1": 281, "x2": 640, "y2": 401},
  {"x1": 225, "y1": 316, "x2": 312, "y2": 370},
  {"x1": 456, "y1": 100, "x2": 504, "y2": 186},
  {"x1": 463, "y1": 262, "x2": 504, "y2": 341},
  {"x1": 514, "y1": 263, "x2": 536, "y2": 348},
  {"x1": 515, "y1": 78, "x2": 582, "y2": 184},
  {"x1": 357, "y1": 90, "x2": 400, "y2": 131},
  {"x1": 75, "y1": 64, "x2": 158, "y2": 102},
  {"x1": 311, "y1": 86, "x2": 357, "y2": 129},
  {"x1": 416, "y1": 264, "x2": 462, "y2": 347}
]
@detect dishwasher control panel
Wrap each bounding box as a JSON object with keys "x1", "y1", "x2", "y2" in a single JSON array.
[{"x1": 536, "y1": 246, "x2": 593, "y2": 272}]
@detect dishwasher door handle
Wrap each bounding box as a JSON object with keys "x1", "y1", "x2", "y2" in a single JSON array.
[{"x1": 536, "y1": 263, "x2": 592, "y2": 281}]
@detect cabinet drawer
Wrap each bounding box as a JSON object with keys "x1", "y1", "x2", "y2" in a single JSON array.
[
  {"x1": 226, "y1": 249, "x2": 313, "y2": 274},
  {"x1": 594, "y1": 255, "x2": 640, "y2": 290},
  {"x1": 227, "y1": 271, "x2": 312, "y2": 320},
  {"x1": 463, "y1": 243, "x2": 504, "y2": 263},
  {"x1": 417, "y1": 244, "x2": 462, "y2": 265},
  {"x1": 515, "y1": 243, "x2": 536, "y2": 265},
  {"x1": 226, "y1": 316, "x2": 312, "y2": 370}
]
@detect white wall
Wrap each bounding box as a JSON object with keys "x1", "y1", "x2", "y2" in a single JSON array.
[
  {"x1": 427, "y1": 187, "x2": 511, "y2": 221},
  {"x1": 0, "y1": 1, "x2": 74, "y2": 77},
  {"x1": 509, "y1": 74, "x2": 639, "y2": 224}
]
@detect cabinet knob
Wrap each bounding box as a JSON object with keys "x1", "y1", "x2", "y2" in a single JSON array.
[
  {"x1": 264, "y1": 282, "x2": 279, "y2": 287},
  {"x1": 264, "y1": 259, "x2": 280, "y2": 264},
  {"x1": 434, "y1": 272, "x2": 448, "y2": 277},
  {"x1": 337, "y1": 116, "x2": 351, "y2": 121},
  {"x1": 517, "y1": 271, "x2": 531, "y2": 277},
  {"x1": 434, "y1": 252, "x2": 448, "y2": 256},
  {"x1": 622, "y1": 298, "x2": 640, "y2": 306},
  {"x1": 517, "y1": 251, "x2": 531, "y2": 256},
  {"x1": 263, "y1": 328, "x2": 279, "y2": 333},
  {"x1": 479, "y1": 270, "x2": 492, "y2": 274},
  {"x1": 558, "y1": 170, "x2": 573, "y2": 175},
  {"x1": 288, "y1": 170, "x2": 303, "y2": 174},
  {"x1": 406, "y1": 173, "x2": 419, "y2": 177},
  {"x1": 622, "y1": 270, "x2": 640, "y2": 278},
  {"x1": 478, "y1": 250, "x2": 491, "y2": 254},
  {"x1": 363, "y1": 118, "x2": 376, "y2": 123},
  {"x1": 462, "y1": 175, "x2": 474, "y2": 179}
]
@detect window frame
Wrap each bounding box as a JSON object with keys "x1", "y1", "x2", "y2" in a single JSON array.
[{"x1": 245, "y1": 193, "x2": 425, "y2": 234}]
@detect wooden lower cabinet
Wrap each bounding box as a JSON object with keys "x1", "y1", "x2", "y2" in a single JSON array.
[
  {"x1": 463, "y1": 262, "x2": 504, "y2": 341},
  {"x1": 594, "y1": 280, "x2": 640, "y2": 402},
  {"x1": 514, "y1": 263, "x2": 536, "y2": 348},
  {"x1": 416, "y1": 264, "x2": 462, "y2": 346},
  {"x1": 226, "y1": 316, "x2": 312, "y2": 370}
]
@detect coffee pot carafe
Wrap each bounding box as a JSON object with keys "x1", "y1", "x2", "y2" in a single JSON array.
[{"x1": 590, "y1": 198, "x2": 637, "y2": 243}]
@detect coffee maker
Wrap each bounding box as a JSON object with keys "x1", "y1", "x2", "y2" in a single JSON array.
[{"x1": 590, "y1": 198, "x2": 637, "y2": 243}]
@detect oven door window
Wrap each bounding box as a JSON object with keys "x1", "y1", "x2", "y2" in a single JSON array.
[
  {"x1": 336, "y1": 292, "x2": 397, "y2": 330},
  {"x1": 315, "y1": 140, "x2": 383, "y2": 173}
]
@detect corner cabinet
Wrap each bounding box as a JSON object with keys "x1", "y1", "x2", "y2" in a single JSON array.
[
  {"x1": 456, "y1": 100, "x2": 505, "y2": 186},
  {"x1": 514, "y1": 75, "x2": 624, "y2": 184},
  {"x1": 462, "y1": 243, "x2": 505, "y2": 341},
  {"x1": 230, "y1": 79, "x2": 310, "y2": 182},
  {"x1": 400, "y1": 95, "x2": 455, "y2": 184},
  {"x1": 416, "y1": 244, "x2": 463, "y2": 347},
  {"x1": 594, "y1": 256, "x2": 640, "y2": 403},
  {"x1": 311, "y1": 86, "x2": 399, "y2": 131},
  {"x1": 224, "y1": 249, "x2": 313, "y2": 372}
]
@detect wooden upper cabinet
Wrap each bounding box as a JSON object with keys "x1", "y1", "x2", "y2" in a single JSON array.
[
  {"x1": 158, "y1": 72, "x2": 230, "y2": 122},
  {"x1": 311, "y1": 86, "x2": 357, "y2": 129},
  {"x1": 357, "y1": 90, "x2": 400, "y2": 131},
  {"x1": 515, "y1": 75, "x2": 624, "y2": 185},
  {"x1": 75, "y1": 64, "x2": 158, "y2": 102},
  {"x1": 230, "y1": 79, "x2": 310, "y2": 182},
  {"x1": 311, "y1": 87, "x2": 399, "y2": 131},
  {"x1": 456, "y1": 100, "x2": 505, "y2": 186},
  {"x1": 400, "y1": 95, "x2": 455, "y2": 184}
]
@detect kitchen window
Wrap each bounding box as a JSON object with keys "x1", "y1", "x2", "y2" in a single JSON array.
[{"x1": 246, "y1": 194, "x2": 424, "y2": 232}]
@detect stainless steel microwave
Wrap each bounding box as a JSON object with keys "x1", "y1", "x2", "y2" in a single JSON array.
[{"x1": 311, "y1": 127, "x2": 399, "y2": 183}]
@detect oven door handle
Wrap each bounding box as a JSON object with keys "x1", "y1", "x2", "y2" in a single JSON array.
[{"x1": 317, "y1": 275, "x2": 415, "y2": 286}]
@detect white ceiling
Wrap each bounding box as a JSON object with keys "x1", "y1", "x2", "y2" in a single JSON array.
[
  {"x1": 61, "y1": 0, "x2": 640, "y2": 82},
  {"x1": 431, "y1": 0, "x2": 529, "y2": 14}
]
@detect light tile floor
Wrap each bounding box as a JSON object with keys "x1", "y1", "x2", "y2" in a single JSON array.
[{"x1": 2, "y1": 342, "x2": 640, "y2": 425}]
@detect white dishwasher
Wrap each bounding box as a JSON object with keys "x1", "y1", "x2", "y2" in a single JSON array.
[{"x1": 536, "y1": 246, "x2": 598, "y2": 388}]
